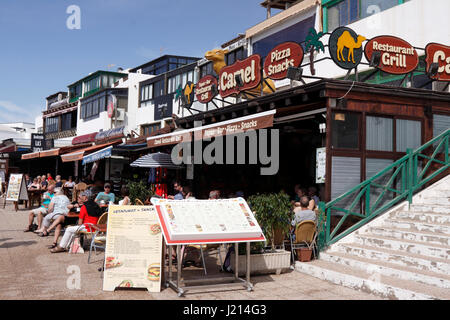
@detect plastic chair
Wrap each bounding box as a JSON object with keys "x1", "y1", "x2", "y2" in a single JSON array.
[
  {"x1": 289, "y1": 220, "x2": 317, "y2": 264},
  {"x1": 87, "y1": 212, "x2": 108, "y2": 263}
]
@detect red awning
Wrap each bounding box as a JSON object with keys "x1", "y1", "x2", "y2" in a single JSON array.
[
  {"x1": 61, "y1": 139, "x2": 122, "y2": 162},
  {"x1": 39, "y1": 149, "x2": 60, "y2": 158},
  {"x1": 72, "y1": 132, "x2": 98, "y2": 145}
]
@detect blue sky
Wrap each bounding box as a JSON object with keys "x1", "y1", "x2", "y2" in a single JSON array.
[{"x1": 0, "y1": 0, "x2": 271, "y2": 124}]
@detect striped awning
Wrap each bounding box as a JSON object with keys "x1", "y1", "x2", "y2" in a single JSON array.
[
  {"x1": 82, "y1": 146, "x2": 113, "y2": 165},
  {"x1": 130, "y1": 152, "x2": 183, "y2": 169},
  {"x1": 61, "y1": 139, "x2": 122, "y2": 162}
]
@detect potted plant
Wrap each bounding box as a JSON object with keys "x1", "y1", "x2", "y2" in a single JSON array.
[
  {"x1": 126, "y1": 180, "x2": 153, "y2": 204},
  {"x1": 229, "y1": 191, "x2": 293, "y2": 275}
]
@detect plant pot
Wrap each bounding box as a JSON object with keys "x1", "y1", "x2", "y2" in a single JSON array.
[
  {"x1": 296, "y1": 248, "x2": 312, "y2": 262},
  {"x1": 230, "y1": 249, "x2": 291, "y2": 276}
]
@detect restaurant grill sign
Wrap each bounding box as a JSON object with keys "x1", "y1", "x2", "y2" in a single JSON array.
[
  {"x1": 365, "y1": 35, "x2": 419, "y2": 74},
  {"x1": 195, "y1": 75, "x2": 218, "y2": 104}
]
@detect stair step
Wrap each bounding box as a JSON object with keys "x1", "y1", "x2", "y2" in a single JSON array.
[
  {"x1": 353, "y1": 233, "x2": 449, "y2": 260},
  {"x1": 320, "y1": 251, "x2": 450, "y2": 289},
  {"x1": 409, "y1": 204, "x2": 450, "y2": 214},
  {"x1": 414, "y1": 197, "x2": 450, "y2": 205},
  {"x1": 367, "y1": 226, "x2": 449, "y2": 246},
  {"x1": 382, "y1": 218, "x2": 450, "y2": 234},
  {"x1": 391, "y1": 211, "x2": 450, "y2": 224},
  {"x1": 295, "y1": 259, "x2": 450, "y2": 299},
  {"x1": 334, "y1": 243, "x2": 450, "y2": 275}
]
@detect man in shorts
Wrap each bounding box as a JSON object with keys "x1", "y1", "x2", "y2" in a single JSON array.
[
  {"x1": 35, "y1": 187, "x2": 70, "y2": 237},
  {"x1": 24, "y1": 184, "x2": 55, "y2": 232}
]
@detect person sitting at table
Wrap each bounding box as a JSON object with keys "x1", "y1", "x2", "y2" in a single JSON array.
[
  {"x1": 54, "y1": 175, "x2": 63, "y2": 188},
  {"x1": 51, "y1": 190, "x2": 102, "y2": 253},
  {"x1": 291, "y1": 196, "x2": 317, "y2": 230},
  {"x1": 47, "y1": 173, "x2": 54, "y2": 181},
  {"x1": 208, "y1": 190, "x2": 221, "y2": 200},
  {"x1": 40, "y1": 175, "x2": 48, "y2": 190},
  {"x1": 293, "y1": 187, "x2": 315, "y2": 211},
  {"x1": 35, "y1": 187, "x2": 70, "y2": 236},
  {"x1": 64, "y1": 176, "x2": 75, "y2": 188},
  {"x1": 168, "y1": 180, "x2": 183, "y2": 200},
  {"x1": 95, "y1": 183, "x2": 115, "y2": 204},
  {"x1": 42, "y1": 193, "x2": 86, "y2": 249},
  {"x1": 182, "y1": 185, "x2": 195, "y2": 200},
  {"x1": 28, "y1": 178, "x2": 41, "y2": 191},
  {"x1": 24, "y1": 184, "x2": 55, "y2": 232},
  {"x1": 118, "y1": 185, "x2": 130, "y2": 205}
]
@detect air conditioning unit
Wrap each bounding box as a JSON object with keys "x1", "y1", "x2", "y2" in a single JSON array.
[{"x1": 114, "y1": 108, "x2": 126, "y2": 121}]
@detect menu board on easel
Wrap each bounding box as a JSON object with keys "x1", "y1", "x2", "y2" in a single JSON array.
[
  {"x1": 6, "y1": 174, "x2": 28, "y2": 202},
  {"x1": 103, "y1": 205, "x2": 162, "y2": 293},
  {"x1": 151, "y1": 198, "x2": 266, "y2": 245}
]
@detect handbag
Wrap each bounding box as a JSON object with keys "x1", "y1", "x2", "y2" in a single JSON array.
[{"x1": 69, "y1": 236, "x2": 85, "y2": 254}]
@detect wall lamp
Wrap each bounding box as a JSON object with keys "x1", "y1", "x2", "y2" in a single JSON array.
[
  {"x1": 427, "y1": 62, "x2": 440, "y2": 78},
  {"x1": 235, "y1": 74, "x2": 244, "y2": 88}
]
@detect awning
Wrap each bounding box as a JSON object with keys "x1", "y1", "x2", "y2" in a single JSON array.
[
  {"x1": 72, "y1": 132, "x2": 98, "y2": 145},
  {"x1": 146, "y1": 110, "x2": 276, "y2": 148},
  {"x1": 39, "y1": 148, "x2": 60, "y2": 158},
  {"x1": 21, "y1": 151, "x2": 40, "y2": 160},
  {"x1": 82, "y1": 146, "x2": 113, "y2": 165},
  {"x1": 130, "y1": 152, "x2": 183, "y2": 169},
  {"x1": 61, "y1": 139, "x2": 122, "y2": 162}
]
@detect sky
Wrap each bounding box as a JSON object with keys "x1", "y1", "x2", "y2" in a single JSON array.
[{"x1": 0, "y1": 0, "x2": 273, "y2": 124}]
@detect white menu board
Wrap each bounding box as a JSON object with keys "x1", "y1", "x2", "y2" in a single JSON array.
[
  {"x1": 103, "y1": 205, "x2": 162, "y2": 293},
  {"x1": 151, "y1": 198, "x2": 266, "y2": 245},
  {"x1": 316, "y1": 147, "x2": 326, "y2": 184},
  {"x1": 6, "y1": 174, "x2": 28, "y2": 201}
]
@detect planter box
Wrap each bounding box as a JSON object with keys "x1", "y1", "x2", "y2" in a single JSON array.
[
  {"x1": 230, "y1": 249, "x2": 291, "y2": 276},
  {"x1": 296, "y1": 248, "x2": 312, "y2": 262}
]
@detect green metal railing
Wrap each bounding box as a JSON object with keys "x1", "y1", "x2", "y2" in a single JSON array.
[{"x1": 317, "y1": 128, "x2": 450, "y2": 251}]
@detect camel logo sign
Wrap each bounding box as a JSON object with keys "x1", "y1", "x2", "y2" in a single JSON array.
[
  {"x1": 195, "y1": 75, "x2": 218, "y2": 104},
  {"x1": 365, "y1": 36, "x2": 419, "y2": 75},
  {"x1": 425, "y1": 43, "x2": 450, "y2": 81},
  {"x1": 329, "y1": 27, "x2": 366, "y2": 69},
  {"x1": 182, "y1": 81, "x2": 195, "y2": 109},
  {"x1": 264, "y1": 42, "x2": 304, "y2": 80},
  {"x1": 219, "y1": 54, "x2": 262, "y2": 98}
]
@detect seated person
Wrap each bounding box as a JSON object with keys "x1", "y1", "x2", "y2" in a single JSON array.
[
  {"x1": 118, "y1": 186, "x2": 130, "y2": 205},
  {"x1": 24, "y1": 184, "x2": 55, "y2": 232},
  {"x1": 36, "y1": 187, "x2": 70, "y2": 235},
  {"x1": 182, "y1": 186, "x2": 195, "y2": 200},
  {"x1": 54, "y1": 175, "x2": 63, "y2": 188},
  {"x1": 95, "y1": 183, "x2": 115, "y2": 204},
  {"x1": 291, "y1": 196, "x2": 317, "y2": 233},
  {"x1": 64, "y1": 176, "x2": 75, "y2": 188},
  {"x1": 208, "y1": 190, "x2": 221, "y2": 200},
  {"x1": 28, "y1": 178, "x2": 41, "y2": 190},
  {"x1": 40, "y1": 175, "x2": 48, "y2": 191},
  {"x1": 293, "y1": 188, "x2": 316, "y2": 211},
  {"x1": 168, "y1": 181, "x2": 183, "y2": 200},
  {"x1": 51, "y1": 190, "x2": 102, "y2": 253}
]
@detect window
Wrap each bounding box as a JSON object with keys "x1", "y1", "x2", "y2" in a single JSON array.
[
  {"x1": 69, "y1": 83, "x2": 82, "y2": 101},
  {"x1": 153, "y1": 80, "x2": 164, "y2": 99},
  {"x1": 433, "y1": 114, "x2": 450, "y2": 138},
  {"x1": 61, "y1": 113, "x2": 72, "y2": 131},
  {"x1": 396, "y1": 119, "x2": 421, "y2": 152},
  {"x1": 141, "y1": 123, "x2": 161, "y2": 136},
  {"x1": 226, "y1": 47, "x2": 247, "y2": 66},
  {"x1": 366, "y1": 116, "x2": 393, "y2": 151},
  {"x1": 331, "y1": 112, "x2": 360, "y2": 149},
  {"x1": 45, "y1": 117, "x2": 59, "y2": 133},
  {"x1": 141, "y1": 84, "x2": 153, "y2": 102},
  {"x1": 327, "y1": 0, "x2": 400, "y2": 31},
  {"x1": 200, "y1": 62, "x2": 215, "y2": 78}
]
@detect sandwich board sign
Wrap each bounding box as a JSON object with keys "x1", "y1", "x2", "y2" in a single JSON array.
[
  {"x1": 151, "y1": 198, "x2": 266, "y2": 245},
  {"x1": 103, "y1": 205, "x2": 162, "y2": 293},
  {"x1": 6, "y1": 174, "x2": 28, "y2": 202}
]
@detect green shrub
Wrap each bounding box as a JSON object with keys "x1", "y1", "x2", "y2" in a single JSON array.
[{"x1": 127, "y1": 180, "x2": 153, "y2": 204}]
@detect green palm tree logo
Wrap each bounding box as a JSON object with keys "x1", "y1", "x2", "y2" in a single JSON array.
[{"x1": 305, "y1": 28, "x2": 325, "y2": 53}]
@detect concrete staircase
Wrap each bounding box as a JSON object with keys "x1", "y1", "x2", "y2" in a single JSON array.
[{"x1": 295, "y1": 175, "x2": 450, "y2": 300}]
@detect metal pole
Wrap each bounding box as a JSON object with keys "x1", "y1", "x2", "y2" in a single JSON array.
[
  {"x1": 235, "y1": 242, "x2": 239, "y2": 280},
  {"x1": 246, "y1": 242, "x2": 251, "y2": 285},
  {"x1": 177, "y1": 245, "x2": 181, "y2": 287}
]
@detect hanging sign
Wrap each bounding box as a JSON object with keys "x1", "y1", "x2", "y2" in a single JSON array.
[
  {"x1": 6, "y1": 174, "x2": 28, "y2": 202},
  {"x1": 425, "y1": 43, "x2": 450, "y2": 81},
  {"x1": 329, "y1": 27, "x2": 366, "y2": 70},
  {"x1": 365, "y1": 36, "x2": 419, "y2": 75},
  {"x1": 264, "y1": 42, "x2": 304, "y2": 80},
  {"x1": 219, "y1": 54, "x2": 261, "y2": 98},
  {"x1": 31, "y1": 134, "x2": 45, "y2": 152},
  {"x1": 154, "y1": 94, "x2": 174, "y2": 120},
  {"x1": 103, "y1": 205, "x2": 162, "y2": 292},
  {"x1": 195, "y1": 75, "x2": 218, "y2": 103},
  {"x1": 181, "y1": 82, "x2": 195, "y2": 109}
]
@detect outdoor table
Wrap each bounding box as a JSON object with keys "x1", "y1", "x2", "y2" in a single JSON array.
[{"x1": 66, "y1": 212, "x2": 80, "y2": 219}]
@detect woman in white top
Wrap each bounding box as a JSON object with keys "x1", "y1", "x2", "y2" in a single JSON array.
[
  {"x1": 118, "y1": 185, "x2": 130, "y2": 205},
  {"x1": 64, "y1": 176, "x2": 75, "y2": 188}
]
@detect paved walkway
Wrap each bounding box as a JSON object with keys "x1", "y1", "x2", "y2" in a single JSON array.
[{"x1": 0, "y1": 202, "x2": 383, "y2": 300}]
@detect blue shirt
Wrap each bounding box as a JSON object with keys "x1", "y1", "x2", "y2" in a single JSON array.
[
  {"x1": 174, "y1": 192, "x2": 184, "y2": 200},
  {"x1": 95, "y1": 192, "x2": 115, "y2": 204}
]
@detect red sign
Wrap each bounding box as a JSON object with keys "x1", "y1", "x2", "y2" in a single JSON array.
[
  {"x1": 365, "y1": 36, "x2": 419, "y2": 75},
  {"x1": 219, "y1": 54, "x2": 261, "y2": 98},
  {"x1": 264, "y1": 42, "x2": 304, "y2": 80},
  {"x1": 195, "y1": 75, "x2": 218, "y2": 103},
  {"x1": 425, "y1": 43, "x2": 450, "y2": 81},
  {"x1": 107, "y1": 101, "x2": 114, "y2": 118}
]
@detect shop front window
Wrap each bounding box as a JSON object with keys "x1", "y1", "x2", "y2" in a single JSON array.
[
  {"x1": 396, "y1": 119, "x2": 421, "y2": 152},
  {"x1": 331, "y1": 112, "x2": 360, "y2": 150},
  {"x1": 366, "y1": 116, "x2": 393, "y2": 151}
]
